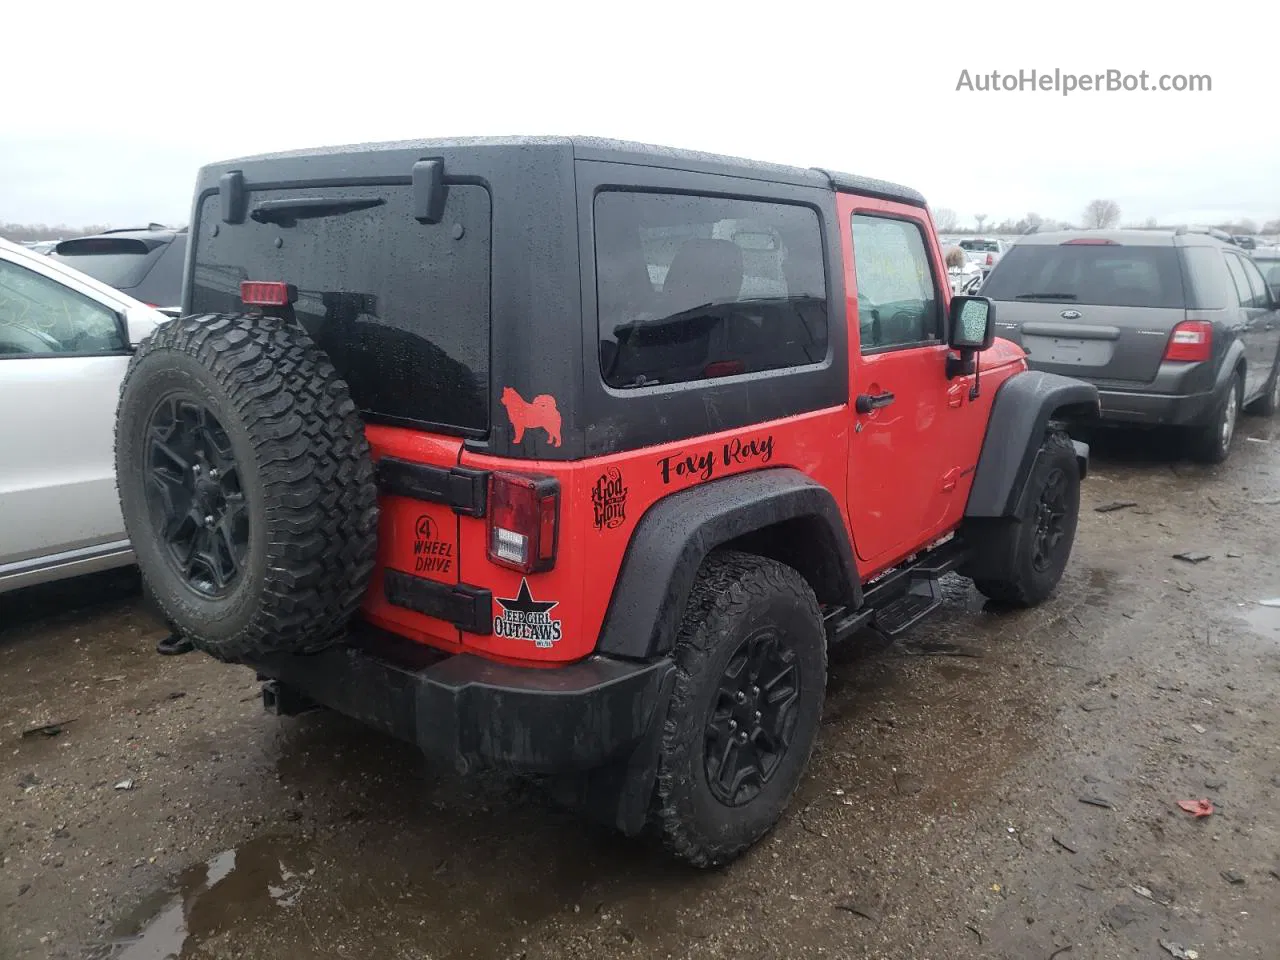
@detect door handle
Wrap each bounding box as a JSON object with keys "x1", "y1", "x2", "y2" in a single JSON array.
[{"x1": 855, "y1": 391, "x2": 895, "y2": 414}]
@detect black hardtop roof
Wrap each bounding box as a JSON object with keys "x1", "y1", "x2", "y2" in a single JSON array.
[{"x1": 202, "y1": 136, "x2": 927, "y2": 207}]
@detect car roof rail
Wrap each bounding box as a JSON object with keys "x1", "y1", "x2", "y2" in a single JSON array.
[{"x1": 1021, "y1": 223, "x2": 1039, "y2": 235}]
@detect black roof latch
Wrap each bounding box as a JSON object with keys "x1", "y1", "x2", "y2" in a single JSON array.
[
  {"x1": 412, "y1": 159, "x2": 446, "y2": 224},
  {"x1": 219, "y1": 171, "x2": 246, "y2": 224}
]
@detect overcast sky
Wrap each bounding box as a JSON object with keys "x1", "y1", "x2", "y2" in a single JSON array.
[{"x1": 5, "y1": 0, "x2": 1277, "y2": 231}]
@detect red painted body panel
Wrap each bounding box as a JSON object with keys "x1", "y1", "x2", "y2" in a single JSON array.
[
  {"x1": 458, "y1": 408, "x2": 851, "y2": 665},
  {"x1": 836, "y1": 193, "x2": 1026, "y2": 577}
]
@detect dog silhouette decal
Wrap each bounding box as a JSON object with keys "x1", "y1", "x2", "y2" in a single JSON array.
[{"x1": 500, "y1": 387, "x2": 562, "y2": 447}]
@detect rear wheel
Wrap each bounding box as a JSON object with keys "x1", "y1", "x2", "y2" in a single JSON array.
[
  {"x1": 115, "y1": 313, "x2": 379, "y2": 662},
  {"x1": 1188, "y1": 372, "x2": 1241, "y2": 464},
  {"x1": 650, "y1": 551, "x2": 826, "y2": 867},
  {"x1": 969, "y1": 431, "x2": 1081, "y2": 607}
]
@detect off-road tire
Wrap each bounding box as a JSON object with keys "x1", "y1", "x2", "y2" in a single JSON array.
[
  {"x1": 1188, "y1": 372, "x2": 1241, "y2": 464},
  {"x1": 115, "y1": 312, "x2": 378, "y2": 662},
  {"x1": 649, "y1": 551, "x2": 826, "y2": 868},
  {"x1": 970, "y1": 431, "x2": 1080, "y2": 607},
  {"x1": 1245, "y1": 355, "x2": 1280, "y2": 417}
]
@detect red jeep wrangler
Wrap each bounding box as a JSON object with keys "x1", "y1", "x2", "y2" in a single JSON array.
[{"x1": 114, "y1": 138, "x2": 1098, "y2": 866}]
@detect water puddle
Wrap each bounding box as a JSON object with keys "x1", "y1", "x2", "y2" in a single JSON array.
[
  {"x1": 88, "y1": 835, "x2": 314, "y2": 960},
  {"x1": 1239, "y1": 600, "x2": 1280, "y2": 642}
]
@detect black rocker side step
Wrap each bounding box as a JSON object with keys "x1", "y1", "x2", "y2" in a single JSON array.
[{"x1": 872, "y1": 577, "x2": 943, "y2": 637}]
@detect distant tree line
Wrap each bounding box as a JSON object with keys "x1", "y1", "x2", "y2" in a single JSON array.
[
  {"x1": 934, "y1": 203, "x2": 1280, "y2": 237},
  {"x1": 1, "y1": 223, "x2": 111, "y2": 243}
]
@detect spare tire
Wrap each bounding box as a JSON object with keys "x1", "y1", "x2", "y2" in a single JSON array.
[{"x1": 115, "y1": 312, "x2": 378, "y2": 661}]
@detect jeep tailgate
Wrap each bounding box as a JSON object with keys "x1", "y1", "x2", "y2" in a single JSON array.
[{"x1": 187, "y1": 179, "x2": 495, "y2": 650}]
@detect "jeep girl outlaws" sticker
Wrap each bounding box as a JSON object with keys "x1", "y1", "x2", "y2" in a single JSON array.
[
  {"x1": 591, "y1": 468, "x2": 628, "y2": 530},
  {"x1": 493, "y1": 579, "x2": 563, "y2": 648}
]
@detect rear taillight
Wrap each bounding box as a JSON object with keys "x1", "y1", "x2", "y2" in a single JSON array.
[
  {"x1": 240, "y1": 281, "x2": 296, "y2": 306},
  {"x1": 1164, "y1": 321, "x2": 1213, "y2": 362},
  {"x1": 985, "y1": 253, "x2": 994, "y2": 265},
  {"x1": 487, "y1": 472, "x2": 559, "y2": 574}
]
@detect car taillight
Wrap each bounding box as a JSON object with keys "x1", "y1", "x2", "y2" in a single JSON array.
[
  {"x1": 487, "y1": 472, "x2": 559, "y2": 573},
  {"x1": 240, "y1": 281, "x2": 296, "y2": 306},
  {"x1": 1164, "y1": 321, "x2": 1213, "y2": 362},
  {"x1": 985, "y1": 253, "x2": 994, "y2": 265}
]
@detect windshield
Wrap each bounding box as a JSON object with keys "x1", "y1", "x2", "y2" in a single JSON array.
[{"x1": 980, "y1": 243, "x2": 1186, "y2": 308}]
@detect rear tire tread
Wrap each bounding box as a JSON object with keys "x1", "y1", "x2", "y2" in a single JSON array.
[{"x1": 115, "y1": 312, "x2": 378, "y2": 661}]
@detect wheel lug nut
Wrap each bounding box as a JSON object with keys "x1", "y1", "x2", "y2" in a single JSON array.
[
  {"x1": 209, "y1": 468, "x2": 218, "y2": 479},
  {"x1": 738, "y1": 731, "x2": 749, "y2": 742},
  {"x1": 204, "y1": 515, "x2": 215, "y2": 527},
  {"x1": 735, "y1": 691, "x2": 747, "y2": 704},
  {"x1": 751, "y1": 686, "x2": 760, "y2": 696},
  {"x1": 754, "y1": 711, "x2": 762, "y2": 721},
  {"x1": 728, "y1": 719, "x2": 737, "y2": 730}
]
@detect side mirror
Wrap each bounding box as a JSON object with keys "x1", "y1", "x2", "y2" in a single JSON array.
[
  {"x1": 946, "y1": 296, "x2": 995, "y2": 381},
  {"x1": 948, "y1": 295, "x2": 996, "y2": 350}
]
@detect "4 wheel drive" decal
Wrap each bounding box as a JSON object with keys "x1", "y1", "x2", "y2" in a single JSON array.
[{"x1": 412, "y1": 515, "x2": 453, "y2": 574}]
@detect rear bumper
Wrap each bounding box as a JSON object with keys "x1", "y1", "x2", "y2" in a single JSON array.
[
  {"x1": 1092, "y1": 387, "x2": 1216, "y2": 426},
  {"x1": 249, "y1": 626, "x2": 675, "y2": 776}
]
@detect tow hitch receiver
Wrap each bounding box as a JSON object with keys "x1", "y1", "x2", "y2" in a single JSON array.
[{"x1": 261, "y1": 680, "x2": 317, "y2": 717}]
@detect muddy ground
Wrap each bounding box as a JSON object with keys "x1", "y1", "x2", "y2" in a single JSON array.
[{"x1": 2, "y1": 419, "x2": 1278, "y2": 960}]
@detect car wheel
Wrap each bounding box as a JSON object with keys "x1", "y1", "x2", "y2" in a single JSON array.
[
  {"x1": 1245, "y1": 357, "x2": 1280, "y2": 417},
  {"x1": 115, "y1": 313, "x2": 379, "y2": 662},
  {"x1": 650, "y1": 550, "x2": 826, "y2": 867},
  {"x1": 1188, "y1": 372, "x2": 1241, "y2": 464},
  {"x1": 968, "y1": 431, "x2": 1080, "y2": 608}
]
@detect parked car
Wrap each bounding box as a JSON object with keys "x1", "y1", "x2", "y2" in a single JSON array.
[
  {"x1": 1251, "y1": 245, "x2": 1280, "y2": 298},
  {"x1": 978, "y1": 229, "x2": 1280, "y2": 462},
  {"x1": 0, "y1": 238, "x2": 167, "y2": 594},
  {"x1": 112, "y1": 136, "x2": 1098, "y2": 867},
  {"x1": 957, "y1": 237, "x2": 1010, "y2": 275},
  {"x1": 1231, "y1": 235, "x2": 1257, "y2": 250},
  {"x1": 49, "y1": 224, "x2": 187, "y2": 316}
]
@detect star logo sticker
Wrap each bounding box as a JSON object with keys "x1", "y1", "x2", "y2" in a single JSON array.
[{"x1": 495, "y1": 579, "x2": 558, "y2": 617}]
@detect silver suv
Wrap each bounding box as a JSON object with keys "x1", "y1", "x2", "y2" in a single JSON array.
[{"x1": 978, "y1": 229, "x2": 1280, "y2": 463}]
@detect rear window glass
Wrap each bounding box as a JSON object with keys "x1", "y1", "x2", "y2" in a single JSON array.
[
  {"x1": 51, "y1": 237, "x2": 159, "y2": 288},
  {"x1": 980, "y1": 243, "x2": 1186, "y2": 308},
  {"x1": 1179, "y1": 246, "x2": 1231, "y2": 310},
  {"x1": 959, "y1": 239, "x2": 1000, "y2": 252},
  {"x1": 594, "y1": 191, "x2": 827, "y2": 389},
  {"x1": 191, "y1": 185, "x2": 491, "y2": 433}
]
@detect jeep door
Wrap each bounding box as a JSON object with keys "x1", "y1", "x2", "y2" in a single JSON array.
[{"x1": 840, "y1": 196, "x2": 984, "y2": 570}]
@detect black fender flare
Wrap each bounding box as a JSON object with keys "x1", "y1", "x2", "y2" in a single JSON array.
[
  {"x1": 965, "y1": 370, "x2": 1099, "y2": 520},
  {"x1": 595, "y1": 468, "x2": 858, "y2": 660}
]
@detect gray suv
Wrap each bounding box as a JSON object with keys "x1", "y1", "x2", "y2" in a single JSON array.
[{"x1": 979, "y1": 229, "x2": 1280, "y2": 463}]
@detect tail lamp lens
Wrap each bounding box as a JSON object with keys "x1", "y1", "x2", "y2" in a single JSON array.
[
  {"x1": 1165, "y1": 321, "x2": 1213, "y2": 362},
  {"x1": 487, "y1": 472, "x2": 559, "y2": 573},
  {"x1": 985, "y1": 253, "x2": 994, "y2": 265},
  {"x1": 240, "y1": 281, "x2": 296, "y2": 306}
]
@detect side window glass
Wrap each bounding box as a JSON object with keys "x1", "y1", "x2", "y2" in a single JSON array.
[
  {"x1": 1239, "y1": 256, "x2": 1270, "y2": 308},
  {"x1": 1223, "y1": 254, "x2": 1253, "y2": 308},
  {"x1": 850, "y1": 213, "x2": 941, "y2": 352},
  {"x1": 0, "y1": 259, "x2": 124, "y2": 356},
  {"x1": 595, "y1": 191, "x2": 828, "y2": 389}
]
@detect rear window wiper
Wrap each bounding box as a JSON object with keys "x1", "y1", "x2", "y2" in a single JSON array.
[
  {"x1": 1013, "y1": 292, "x2": 1078, "y2": 300},
  {"x1": 249, "y1": 197, "x2": 385, "y2": 226}
]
